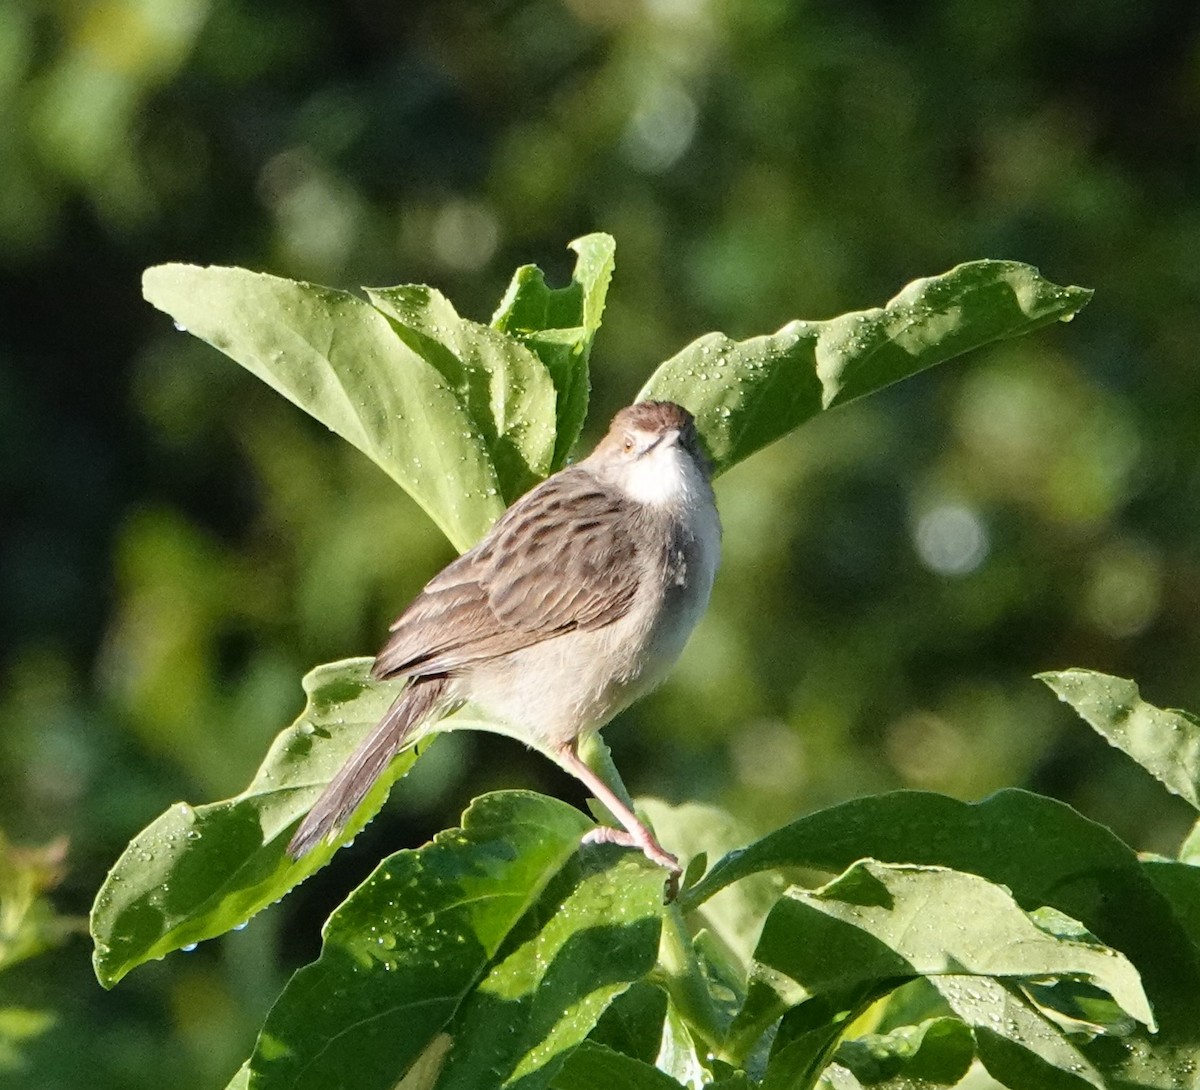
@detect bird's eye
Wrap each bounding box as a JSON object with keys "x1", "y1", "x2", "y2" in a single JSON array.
[{"x1": 622, "y1": 435, "x2": 636, "y2": 453}]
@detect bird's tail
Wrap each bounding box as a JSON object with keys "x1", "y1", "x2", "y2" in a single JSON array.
[{"x1": 286, "y1": 677, "x2": 445, "y2": 858}]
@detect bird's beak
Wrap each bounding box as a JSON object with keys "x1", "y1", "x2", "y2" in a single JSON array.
[{"x1": 635, "y1": 428, "x2": 680, "y2": 458}]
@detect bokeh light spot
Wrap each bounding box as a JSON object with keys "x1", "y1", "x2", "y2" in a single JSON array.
[
  {"x1": 620, "y1": 78, "x2": 697, "y2": 173},
  {"x1": 431, "y1": 199, "x2": 500, "y2": 273},
  {"x1": 913, "y1": 502, "x2": 989, "y2": 576}
]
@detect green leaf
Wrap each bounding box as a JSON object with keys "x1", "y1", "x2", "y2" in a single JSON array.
[
  {"x1": 585, "y1": 981, "x2": 669, "y2": 1065},
  {"x1": 432, "y1": 851, "x2": 666, "y2": 1090},
  {"x1": 760, "y1": 987, "x2": 879, "y2": 1090},
  {"x1": 1039, "y1": 669, "x2": 1200, "y2": 810},
  {"x1": 492, "y1": 233, "x2": 616, "y2": 465},
  {"x1": 550, "y1": 1042, "x2": 684, "y2": 1090},
  {"x1": 638, "y1": 261, "x2": 1091, "y2": 477},
  {"x1": 142, "y1": 264, "x2": 506, "y2": 553},
  {"x1": 729, "y1": 860, "x2": 1154, "y2": 1057},
  {"x1": 90, "y1": 659, "x2": 425, "y2": 986},
  {"x1": 1086, "y1": 1035, "x2": 1200, "y2": 1090},
  {"x1": 933, "y1": 977, "x2": 1107, "y2": 1090},
  {"x1": 682, "y1": 790, "x2": 1200, "y2": 1088},
  {"x1": 363, "y1": 283, "x2": 556, "y2": 503},
  {"x1": 834, "y1": 1017, "x2": 974, "y2": 1088},
  {"x1": 656, "y1": 994, "x2": 717, "y2": 1088},
  {"x1": 245, "y1": 793, "x2": 663, "y2": 1090},
  {"x1": 816, "y1": 1068, "x2": 863, "y2": 1090},
  {"x1": 1019, "y1": 908, "x2": 1141, "y2": 1036},
  {"x1": 1143, "y1": 859, "x2": 1200, "y2": 955},
  {"x1": 679, "y1": 790, "x2": 1192, "y2": 1011}
]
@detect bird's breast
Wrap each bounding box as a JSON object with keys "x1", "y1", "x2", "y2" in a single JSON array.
[{"x1": 640, "y1": 486, "x2": 721, "y2": 675}]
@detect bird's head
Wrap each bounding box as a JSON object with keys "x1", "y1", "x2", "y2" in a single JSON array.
[{"x1": 587, "y1": 400, "x2": 711, "y2": 507}]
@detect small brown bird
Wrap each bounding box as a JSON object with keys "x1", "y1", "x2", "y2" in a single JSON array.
[{"x1": 287, "y1": 400, "x2": 721, "y2": 875}]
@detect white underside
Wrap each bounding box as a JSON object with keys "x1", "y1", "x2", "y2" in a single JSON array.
[{"x1": 455, "y1": 444, "x2": 721, "y2": 749}]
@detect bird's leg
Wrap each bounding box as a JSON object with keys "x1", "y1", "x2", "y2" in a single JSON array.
[{"x1": 555, "y1": 737, "x2": 681, "y2": 877}]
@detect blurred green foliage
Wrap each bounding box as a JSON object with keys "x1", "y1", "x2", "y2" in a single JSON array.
[{"x1": 2, "y1": 2, "x2": 1199, "y2": 1087}]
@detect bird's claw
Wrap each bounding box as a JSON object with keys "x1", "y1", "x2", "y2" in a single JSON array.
[{"x1": 581, "y1": 826, "x2": 681, "y2": 899}]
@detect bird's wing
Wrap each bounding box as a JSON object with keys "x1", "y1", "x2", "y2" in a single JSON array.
[{"x1": 372, "y1": 471, "x2": 642, "y2": 679}]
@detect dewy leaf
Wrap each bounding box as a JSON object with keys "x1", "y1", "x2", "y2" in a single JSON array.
[
  {"x1": 246, "y1": 792, "x2": 583, "y2": 1090},
  {"x1": 730, "y1": 861, "x2": 1154, "y2": 1057},
  {"x1": 638, "y1": 261, "x2": 1091, "y2": 477},
  {"x1": 933, "y1": 976, "x2": 1107, "y2": 1090},
  {"x1": 679, "y1": 789, "x2": 1200, "y2": 1058},
  {"x1": 1039, "y1": 669, "x2": 1200, "y2": 811},
  {"x1": 90, "y1": 658, "x2": 423, "y2": 987},
  {"x1": 364, "y1": 284, "x2": 556, "y2": 503},
  {"x1": 246, "y1": 792, "x2": 625, "y2": 1090},
  {"x1": 142, "y1": 265, "x2": 505, "y2": 553},
  {"x1": 492, "y1": 233, "x2": 616, "y2": 466},
  {"x1": 434, "y1": 853, "x2": 666, "y2": 1090}
]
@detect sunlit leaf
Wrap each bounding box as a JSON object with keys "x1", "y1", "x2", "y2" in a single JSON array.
[
  {"x1": 1181, "y1": 818, "x2": 1200, "y2": 864},
  {"x1": 143, "y1": 264, "x2": 506, "y2": 552},
  {"x1": 246, "y1": 794, "x2": 663, "y2": 1090},
  {"x1": 91, "y1": 659, "x2": 424, "y2": 986},
  {"x1": 492, "y1": 233, "x2": 616, "y2": 465},
  {"x1": 433, "y1": 852, "x2": 665, "y2": 1090},
  {"x1": 1039, "y1": 669, "x2": 1200, "y2": 810},
  {"x1": 679, "y1": 791, "x2": 1190, "y2": 1008},
  {"x1": 364, "y1": 283, "x2": 556, "y2": 502},
  {"x1": 684, "y1": 790, "x2": 1200, "y2": 1087},
  {"x1": 656, "y1": 992, "x2": 716, "y2": 1088},
  {"x1": 759, "y1": 987, "x2": 878, "y2": 1090},
  {"x1": 730, "y1": 860, "x2": 1153, "y2": 1057},
  {"x1": 639, "y1": 261, "x2": 1092, "y2": 476}
]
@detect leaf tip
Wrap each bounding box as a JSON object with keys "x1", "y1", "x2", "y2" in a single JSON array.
[
  {"x1": 568, "y1": 230, "x2": 615, "y2": 255},
  {"x1": 91, "y1": 946, "x2": 120, "y2": 990},
  {"x1": 1057, "y1": 284, "x2": 1095, "y2": 322}
]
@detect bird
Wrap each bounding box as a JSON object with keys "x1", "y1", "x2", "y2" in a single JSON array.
[{"x1": 286, "y1": 400, "x2": 721, "y2": 878}]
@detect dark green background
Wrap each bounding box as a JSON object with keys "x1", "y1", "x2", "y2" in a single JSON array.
[{"x1": 2, "y1": 3, "x2": 1198, "y2": 1087}]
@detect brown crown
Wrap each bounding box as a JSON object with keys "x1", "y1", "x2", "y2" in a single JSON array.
[
  {"x1": 614, "y1": 400, "x2": 695, "y2": 433},
  {"x1": 605, "y1": 400, "x2": 710, "y2": 474}
]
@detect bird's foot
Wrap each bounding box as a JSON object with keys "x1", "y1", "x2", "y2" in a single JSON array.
[{"x1": 581, "y1": 825, "x2": 681, "y2": 898}]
